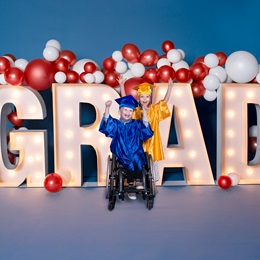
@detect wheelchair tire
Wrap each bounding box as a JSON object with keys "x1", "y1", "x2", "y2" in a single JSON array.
[
  {"x1": 147, "y1": 198, "x2": 153, "y2": 210},
  {"x1": 108, "y1": 196, "x2": 116, "y2": 211},
  {"x1": 105, "y1": 155, "x2": 112, "y2": 199}
]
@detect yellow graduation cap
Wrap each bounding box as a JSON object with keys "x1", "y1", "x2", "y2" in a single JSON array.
[{"x1": 133, "y1": 82, "x2": 155, "y2": 96}]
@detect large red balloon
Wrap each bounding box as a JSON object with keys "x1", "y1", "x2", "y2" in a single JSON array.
[
  {"x1": 54, "y1": 58, "x2": 70, "y2": 72},
  {"x1": 157, "y1": 65, "x2": 175, "y2": 82},
  {"x1": 215, "y1": 51, "x2": 227, "y2": 66},
  {"x1": 142, "y1": 68, "x2": 159, "y2": 84},
  {"x1": 104, "y1": 71, "x2": 119, "y2": 87},
  {"x1": 176, "y1": 68, "x2": 191, "y2": 83},
  {"x1": 191, "y1": 81, "x2": 206, "y2": 98},
  {"x1": 4, "y1": 67, "x2": 24, "y2": 86},
  {"x1": 44, "y1": 173, "x2": 63, "y2": 193},
  {"x1": 161, "y1": 40, "x2": 175, "y2": 53},
  {"x1": 121, "y1": 43, "x2": 140, "y2": 63},
  {"x1": 218, "y1": 176, "x2": 232, "y2": 189},
  {"x1": 139, "y1": 49, "x2": 159, "y2": 66},
  {"x1": 124, "y1": 77, "x2": 145, "y2": 99},
  {"x1": 189, "y1": 63, "x2": 208, "y2": 80},
  {"x1": 24, "y1": 59, "x2": 56, "y2": 91},
  {"x1": 8, "y1": 111, "x2": 24, "y2": 127},
  {"x1": 59, "y1": 50, "x2": 77, "y2": 66},
  {"x1": 0, "y1": 57, "x2": 11, "y2": 73},
  {"x1": 66, "y1": 70, "x2": 79, "y2": 83},
  {"x1": 102, "y1": 57, "x2": 116, "y2": 71}
]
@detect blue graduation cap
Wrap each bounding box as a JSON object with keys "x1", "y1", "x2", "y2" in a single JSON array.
[{"x1": 115, "y1": 95, "x2": 139, "y2": 110}]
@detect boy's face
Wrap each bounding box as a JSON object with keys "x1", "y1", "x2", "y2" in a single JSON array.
[
  {"x1": 118, "y1": 107, "x2": 134, "y2": 120},
  {"x1": 138, "y1": 94, "x2": 151, "y2": 107}
]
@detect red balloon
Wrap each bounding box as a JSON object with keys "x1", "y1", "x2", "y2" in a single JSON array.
[
  {"x1": 59, "y1": 50, "x2": 77, "y2": 66},
  {"x1": 249, "y1": 136, "x2": 257, "y2": 153},
  {"x1": 215, "y1": 51, "x2": 227, "y2": 66},
  {"x1": 4, "y1": 67, "x2": 24, "y2": 86},
  {"x1": 157, "y1": 65, "x2": 175, "y2": 82},
  {"x1": 162, "y1": 40, "x2": 175, "y2": 53},
  {"x1": 4, "y1": 54, "x2": 16, "y2": 62},
  {"x1": 24, "y1": 59, "x2": 56, "y2": 91},
  {"x1": 102, "y1": 57, "x2": 116, "y2": 71},
  {"x1": 124, "y1": 77, "x2": 145, "y2": 99},
  {"x1": 54, "y1": 58, "x2": 70, "y2": 72},
  {"x1": 84, "y1": 62, "x2": 97, "y2": 73},
  {"x1": 104, "y1": 71, "x2": 119, "y2": 87},
  {"x1": 44, "y1": 173, "x2": 63, "y2": 193},
  {"x1": 218, "y1": 176, "x2": 232, "y2": 189},
  {"x1": 189, "y1": 63, "x2": 208, "y2": 80},
  {"x1": 142, "y1": 68, "x2": 159, "y2": 84},
  {"x1": 66, "y1": 70, "x2": 79, "y2": 83},
  {"x1": 191, "y1": 81, "x2": 206, "y2": 98},
  {"x1": 8, "y1": 150, "x2": 16, "y2": 165},
  {"x1": 8, "y1": 111, "x2": 24, "y2": 127},
  {"x1": 79, "y1": 72, "x2": 87, "y2": 83},
  {"x1": 194, "y1": 56, "x2": 205, "y2": 64},
  {"x1": 121, "y1": 43, "x2": 140, "y2": 63},
  {"x1": 139, "y1": 49, "x2": 159, "y2": 66},
  {"x1": 176, "y1": 68, "x2": 191, "y2": 83},
  {"x1": 0, "y1": 57, "x2": 11, "y2": 73}
]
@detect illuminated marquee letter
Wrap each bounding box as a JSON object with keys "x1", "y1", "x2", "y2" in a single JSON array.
[
  {"x1": 152, "y1": 83, "x2": 214, "y2": 185},
  {"x1": 218, "y1": 83, "x2": 260, "y2": 184},
  {"x1": 52, "y1": 84, "x2": 119, "y2": 186},
  {"x1": 0, "y1": 85, "x2": 47, "y2": 187}
]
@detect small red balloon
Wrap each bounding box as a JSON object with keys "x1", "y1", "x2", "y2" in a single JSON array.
[
  {"x1": 215, "y1": 51, "x2": 227, "y2": 66},
  {"x1": 8, "y1": 111, "x2": 24, "y2": 127},
  {"x1": 0, "y1": 57, "x2": 11, "y2": 73},
  {"x1": 104, "y1": 71, "x2": 119, "y2": 87},
  {"x1": 218, "y1": 176, "x2": 232, "y2": 189},
  {"x1": 189, "y1": 63, "x2": 208, "y2": 80},
  {"x1": 44, "y1": 173, "x2": 63, "y2": 193},
  {"x1": 4, "y1": 67, "x2": 24, "y2": 86},
  {"x1": 121, "y1": 43, "x2": 140, "y2": 63},
  {"x1": 59, "y1": 50, "x2": 77, "y2": 66},
  {"x1": 66, "y1": 70, "x2": 79, "y2": 83},
  {"x1": 79, "y1": 72, "x2": 87, "y2": 83},
  {"x1": 54, "y1": 58, "x2": 70, "y2": 73},
  {"x1": 249, "y1": 136, "x2": 257, "y2": 153},
  {"x1": 84, "y1": 62, "x2": 97, "y2": 73},
  {"x1": 102, "y1": 57, "x2": 116, "y2": 71},
  {"x1": 194, "y1": 56, "x2": 205, "y2": 64},
  {"x1": 139, "y1": 49, "x2": 159, "y2": 66},
  {"x1": 162, "y1": 40, "x2": 175, "y2": 53},
  {"x1": 176, "y1": 68, "x2": 191, "y2": 83},
  {"x1": 191, "y1": 81, "x2": 206, "y2": 98},
  {"x1": 142, "y1": 68, "x2": 159, "y2": 84},
  {"x1": 157, "y1": 65, "x2": 175, "y2": 82},
  {"x1": 124, "y1": 77, "x2": 145, "y2": 99}
]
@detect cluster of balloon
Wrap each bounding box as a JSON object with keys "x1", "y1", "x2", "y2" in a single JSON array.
[
  {"x1": 248, "y1": 125, "x2": 257, "y2": 153},
  {"x1": 218, "y1": 172, "x2": 240, "y2": 189},
  {"x1": 44, "y1": 172, "x2": 63, "y2": 193}
]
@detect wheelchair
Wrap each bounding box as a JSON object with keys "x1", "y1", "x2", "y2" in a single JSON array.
[{"x1": 105, "y1": 153, "x2": 156, "y2": 211}]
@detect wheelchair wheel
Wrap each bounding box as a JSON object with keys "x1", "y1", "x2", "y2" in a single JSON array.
[
  {"x1": 108, "y1": 196, "x2": 116, "y2": 211},
  {"x1": 105, "y1": 155, "x2": 112, "y2": 199},
  {"x1": 147, "y1": 197, "x2": 153, "y2": 210}
]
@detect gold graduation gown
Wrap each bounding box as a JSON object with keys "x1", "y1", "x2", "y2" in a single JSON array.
[{"x1": 133, "y1": 100, "x2": 170, "y2": 161}]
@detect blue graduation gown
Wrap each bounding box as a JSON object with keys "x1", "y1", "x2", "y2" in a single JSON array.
[{"x1": 99, "y1": 115, "x2": 153, "y2": 171}]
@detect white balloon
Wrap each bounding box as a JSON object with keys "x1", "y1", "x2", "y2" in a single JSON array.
[
  {"x1": 249, "y1": 125, "x2": 257, "y2": 137},
  {"x1": 203, "y1": 89, "x2": 217, "y2": 101},
  {"x1": 84, "y1": 73, "x2": 95, "y2": 83},
  {"x1": 204, "y1": 53, "x2": 219, "y2": 68},
  {"x1": 225, "y1": 51, "x2": 259, "y2": 83},
  {"x1": 14, "y1": 59, "x2": 28, "y2": 71},
  {"x1": 43, "y1": 46, "x2": 59, "y2": 62},
  {"x1": 46, "y1": 39, "x2": 61, "y2": 51},
  {"x1": 130, "y1": 62, "x2": 145, "y2": 77},
  {"x1": 157, "y1": 58, "x2": 171, "y2": 68},
  {"x1": 256, "y1": 73, "x2": 260, "y2": 84},
  {"x1": 112, "y1": 51, "x2": 123, "y2": 62},
  {"x1": 167, "y1": 49, "x2": 182, "y2": 64},
  {"x1": 203, "y1": 74, "x2": 221, "y2": 91},
  {"x1": 0, "y1": 74, "x2": 7, "y2": 84},
  {"x1": 172, "y1": 60, "x2": 189, "y2": 71},
  {"x1": 115, "y1": 61, "x2": 127, "y2": 74},
  {"x1": 209, "y1": 66, "x2": 227, "y2": 83},
  {"x1": 227, "y1": 172, "x2": 240, "y2": 186},
  {"x1": 58, "y1": 168, "x2": 72, "y2": 184},
  {"x1": 225, "y1": 75, "x2": 233, "y2": 83},
  {"x1": 122, "y1": 69, "x2": 134, "y2": 80},
  {"x1": 177, "y1": 49, "x2": 185, "y2": 59},
  {"x1": 93, "y1": 71, "x2": 104, "y2": 83},
  {"x1": 73, "y1": 59, "x2": 100, "y2": 75},
  {"x1": 54, "y1": 71, "x2": 66, "y2": 83}
]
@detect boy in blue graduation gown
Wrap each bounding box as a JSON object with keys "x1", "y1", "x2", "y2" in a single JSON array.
[{"x1": 99, "y1": 95, "x2": 153, "y2": 200}]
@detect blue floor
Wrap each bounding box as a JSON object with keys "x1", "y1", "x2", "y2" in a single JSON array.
[{"x1": 0, "y1": 185, "x2": 260, "y2": 260}]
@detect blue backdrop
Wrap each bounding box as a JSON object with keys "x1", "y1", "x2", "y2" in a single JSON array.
[{"x1": 1, "y1": 0, "x2": 260, "y2": 181}]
